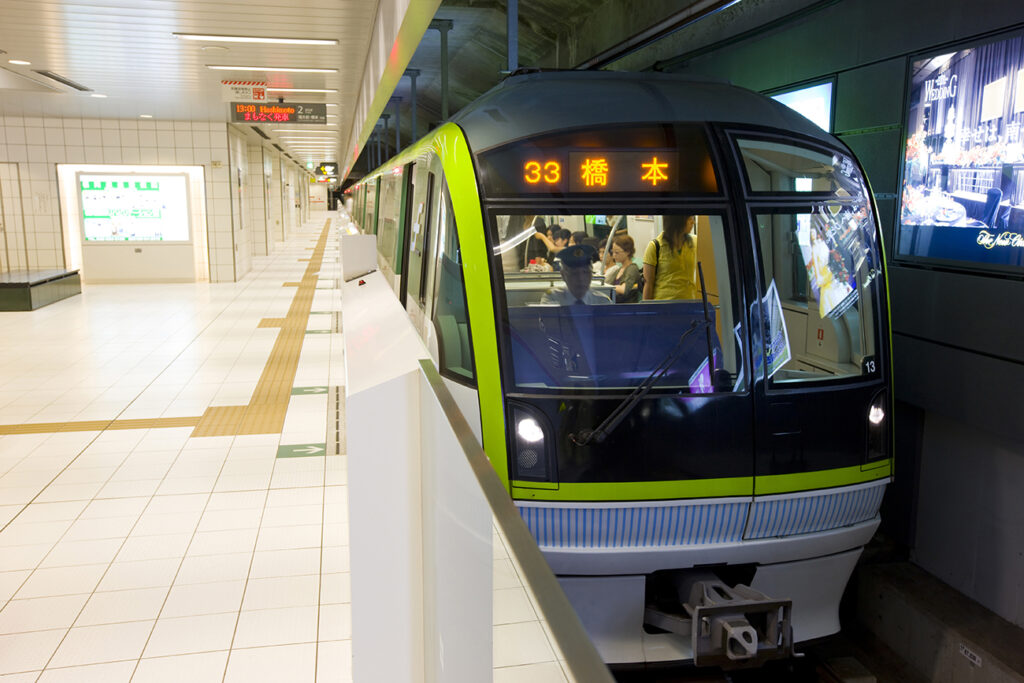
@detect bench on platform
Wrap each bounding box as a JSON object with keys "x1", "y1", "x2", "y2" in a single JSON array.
[{"x1": 0, "y1": 269, "x2": 81, "y2": 311}]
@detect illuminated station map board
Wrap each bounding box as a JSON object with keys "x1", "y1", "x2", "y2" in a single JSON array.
[{"x1": 79, "y1": 174, "x2": 191, "y2": 242}]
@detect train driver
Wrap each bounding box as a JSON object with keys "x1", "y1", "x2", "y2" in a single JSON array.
[{"x1": 540, "y1": 245, "x2": 612, "y2": 306}]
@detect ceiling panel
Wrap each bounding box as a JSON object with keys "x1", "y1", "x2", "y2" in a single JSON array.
[{"x1": 0, "y1": 0, "x2": 383, "y2": 164}]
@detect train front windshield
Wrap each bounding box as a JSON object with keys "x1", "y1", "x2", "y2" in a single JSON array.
[{"x1": 494, "y1": 213, "x2": 746, "y2": 393}]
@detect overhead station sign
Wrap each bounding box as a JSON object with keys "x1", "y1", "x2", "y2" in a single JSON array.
[
  {"x1": 221, "y1": 81, "x2": 267, "y2": 103},
  {"x1": 316, "y1": 162, "x2": 338, "y2": 176},
  {"x1": 230, "y1": 102, "x2": 327, "y2": 124}
]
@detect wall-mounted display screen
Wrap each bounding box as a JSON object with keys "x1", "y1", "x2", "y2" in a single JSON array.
[
  {"x1": 770, "y1": 81, "x2": 834, "y2": 132},
  {"x1": 79, "y1": 173, "x2": 191, "y2": 242},
  {"x1": 230, "y1": 102, "x2": 326, "y2": 124},
  {"x1": 897, "y1": 32, "x2": 1024, "y2": 272}
]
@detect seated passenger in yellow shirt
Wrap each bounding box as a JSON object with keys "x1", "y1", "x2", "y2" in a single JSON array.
[{"x1": 642, "y1": 215, "x2": 699, "y2": 300}]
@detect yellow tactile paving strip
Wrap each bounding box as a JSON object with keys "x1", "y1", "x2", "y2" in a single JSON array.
[
  {"x1": 192, "y1": 219, "x2": 332, "y2": 437},
  {"x1": 0, "y1": 219, "x2": 333, "y2": 438},
  {"x1": 0, "y1": 416, "x2": 202, "y2": 436}
]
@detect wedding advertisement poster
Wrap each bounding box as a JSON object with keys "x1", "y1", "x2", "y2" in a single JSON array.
[{"x1": 898, "y1": 32, "x2": 1024, "y2": 271}]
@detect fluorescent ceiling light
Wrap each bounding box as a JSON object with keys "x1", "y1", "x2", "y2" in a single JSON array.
[
  {"x1": 175, "y1": 33, "x2": 337, "y2": 45},
  {"x1": 90, "y1": 93, "x2": 107, "y2": 98},
  {"x1": 272, "y1": 129, "x2": 337, "y2": 133},
  {"x1": 8, "y1": 59, "x2": 30, "y2": 65},
  {"x1": 326, "y1": 104, "x2": 338, "y2": 108},
  {"x1": 265, "y1": 87, "x2": 337, "y2": 93},
  {"x1": 139, "y1": 114, "x2": 153, "y2": 118},
  {"x1": 207, "y1": 65, "x2": 337, "y2": 73}
]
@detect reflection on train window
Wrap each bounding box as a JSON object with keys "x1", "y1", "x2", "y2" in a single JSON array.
[
  {"x1": 738, "y1": 138, "x2": 839, "y2": 194},
  {"x1": 363, "y1": 179, "x2": 378, "y2": 233},
  {"x1": 377, "y1": 172, "x2": 402, "y2": 271},
  {"x1": 432, "y1": 188, "x2": 475, "y2": 383},
  {"x1": 753, "y1": 209, "x2": 879, "y2": 384},
  {"x1": 493, "y1": 214, "x2": 744, "y2": 393}
]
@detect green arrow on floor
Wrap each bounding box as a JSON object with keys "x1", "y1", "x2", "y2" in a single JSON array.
[
  {"x1": 277, "y1": 443, "x2": 327, "y2": 458},
  {"x1": 291, "y1": 386, "x2": 328, "y2": 395}
]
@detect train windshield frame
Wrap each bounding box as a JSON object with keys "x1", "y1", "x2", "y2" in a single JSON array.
[{"x1": 478, "y1": 123, "x2": 888, "y2": 396}]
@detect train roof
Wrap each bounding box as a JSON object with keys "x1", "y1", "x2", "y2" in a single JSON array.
[{"x1": 449, "y1": 70, "x2": 834, "y2": 153}]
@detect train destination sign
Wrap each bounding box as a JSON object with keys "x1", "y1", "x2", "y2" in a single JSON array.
[
  {"x1": 230, "y1": 102, "x2": 327, "y2": 124},
  {"x1": 517, "y1": 152, "x2": 679, "y2": 192},
  {"x1": 478, "y1": 125, "x2": 720, "y2": 197}
]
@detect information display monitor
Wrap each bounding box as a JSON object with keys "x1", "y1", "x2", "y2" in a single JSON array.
[
  {"x1": 770, "y1": 81, "x2": 834, "y2": 132},
  {"x1": 78, "y1": 173, "x2": 191, "y2": 242}
]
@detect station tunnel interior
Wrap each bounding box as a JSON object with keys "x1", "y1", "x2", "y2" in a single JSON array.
[{"x1": 1, "y1": 0, "x2": 1024, "y2": 679}]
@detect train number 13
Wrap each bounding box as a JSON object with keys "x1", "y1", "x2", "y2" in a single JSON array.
[{"x1": 524, "y1": 160, "x2": 561, "y2": 185}]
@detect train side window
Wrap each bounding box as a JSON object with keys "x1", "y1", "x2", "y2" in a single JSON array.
[
  {"x1": 405, "y1": 166, "x2": 434, "y2": 309},
  {"x1": 752, "y1": 209, "x2": 878, "y2": 385},
  {"x1": 736, "y1": 138, "x2": 836, "y2": 194},
  {"x1": 377, "y1": 173, "x2": 402, "y2": 270},
  {"x1": 364, "y1": 178, "x2": 379, "y2": 234},
  {"x1": 431, "y1": 185, "x2": 475, "y2": 384}
]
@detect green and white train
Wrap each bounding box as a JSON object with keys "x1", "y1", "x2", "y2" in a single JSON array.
[{"x1": 345, "y1": 71, "x2": 892, "y2": 668}]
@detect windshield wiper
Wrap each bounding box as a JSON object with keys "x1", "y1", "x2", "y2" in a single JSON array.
[{"x1": 571, "y1": 263, "x2": 714, "y2": 447}]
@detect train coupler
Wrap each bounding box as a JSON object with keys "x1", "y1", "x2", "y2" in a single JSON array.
[
  {"x1": 683, "y1": 577, "x2": 793, "y2": 668},
  {"x1": 644, "y1": 573, "x2": 793, "y2": 668}
]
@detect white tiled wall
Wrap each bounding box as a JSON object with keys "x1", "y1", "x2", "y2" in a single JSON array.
[
  {"x1": 227, "y1": 129, "x2": 251, "y2": 280},
  {"x1": 0, "y1": 162, "x2": 29, "y2": 272},
  {"x1": 0, "y1": 116, "x2": 243, "y2": 282}
]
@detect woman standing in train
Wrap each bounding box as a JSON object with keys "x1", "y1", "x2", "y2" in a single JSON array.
[
  {"x1": 604, "y1": 234, "x2": 641, "y2": 303},
  {"x1": 642, "y1": 214, "x2": 699, "y2": 300}
]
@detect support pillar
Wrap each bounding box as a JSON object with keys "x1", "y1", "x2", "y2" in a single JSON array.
[
  {"x1": 508, "y1": 0, "x2": 518, "y2": 73},
  {"x1": 430, "y1": 20, "x2": 454, "y2": 120},
  {"x1": 404, "y1": 69, "x2": 420, "y2": 143}
]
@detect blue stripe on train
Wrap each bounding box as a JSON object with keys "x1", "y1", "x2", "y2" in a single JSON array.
[
  {"x1": 518, "y1": 483, "x2": 886, "y2": 549},
  {"x1": 519, "y1": 501, "x2": 748, "y2": 548}
]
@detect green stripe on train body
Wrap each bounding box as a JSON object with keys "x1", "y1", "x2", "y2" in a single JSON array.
[
  {"x1": 509, "y1": 459, "x2": 891, "y2": 502},
  {"x1": 363, "y1": 123, "x2": 511, "y2": 492}
]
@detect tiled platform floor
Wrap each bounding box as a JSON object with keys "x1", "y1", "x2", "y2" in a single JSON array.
[{"x1": 0, "y1": 215, "x2": 350, "y2": 681}]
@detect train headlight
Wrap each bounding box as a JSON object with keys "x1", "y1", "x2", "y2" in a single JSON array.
[
  {"x1": 866, "y1": 390, "x2": 888, "y2": 462},
  {"x1": 517, "y1": 417, "x2": 544, "y2": 443},
  {"x1": 511, "y1": 405, "x2": 555, "y2": 482}
]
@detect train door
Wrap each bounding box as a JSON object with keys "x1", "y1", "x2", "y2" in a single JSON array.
[
  {"x1": 731, "y1": 133, "x2": 890, "y2": 507},
  {"x1": 396, "y1": 162, "x2": 414, "y2": 305}
]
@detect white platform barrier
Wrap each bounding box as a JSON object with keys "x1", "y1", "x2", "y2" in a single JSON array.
[{"x1": 342, "y1": 270, "x2": 612, "y2": 682}]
